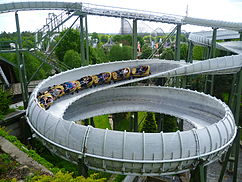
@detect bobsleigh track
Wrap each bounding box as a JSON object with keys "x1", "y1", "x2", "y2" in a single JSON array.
[{"x1": 0, "y1": 1, "x2": 241, "y2": 176}]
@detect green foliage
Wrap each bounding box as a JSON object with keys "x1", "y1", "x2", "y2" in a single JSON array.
[
  {"x1": 30, "y1": 171, "x2": 106, "y2": 182},
  {"x1": 180, "y1": 43, "x2": 188, "y2": 60},
  {"x1": 90, "y1": 32, "x2": 99, "y2": 41},
  {"x1": 24, "y1": 52, "x2": 52, "y2": 80},
  {"x1": 99, "y1": 34, "x2": 109, "y2": 43},
  {"x1": 88, "y1": 169, "x2": 111, "y2": 180},
  {"x1": 17, "y1": 106, "x2": 24, "y2": 110},
  {"x1": 63, "y1": 50, "x2": 81, "y2": 69},
  {"x1": 192, "y1": 45, "x2": 204, "y2": 60},
  {"x1": 140, "y1": 45, "x2": 152, "y2": 59},
  {"x1": 55, "y1": 29, "x2": 80, "y2": 61},
  {"x1": 0, "y1": 89, "x2": 12, "y2": 116},
  {"x1": 93, "y1": 115, "x2": 111, "y2": 129},
  {"x1": 112, "y1": 175, "x2": 126, "y2": 182},
  {"x1": 0, "y1": 153, "x2": 18, "y2": 175},
  {"x1": 141, "y1": 112, "x2": 157, "y2": 133},
  {"x1": 89, "y1": 47, "x2": 108, "y2": 64},
  {"x1": 160, "y1": 48, "x2": 174, "y2": 60},
  {"x1": 163, "y1": 115, "x2": 178, "y2": 132},
  {"x1": 112, "y1": 34, "x2": 132, "y2": 46},
  {"x1": 109, "y1": 45, "x2": 132, "y2": 61},
  {"x1": 29, "y1": 138, "x2": 78, "y2": 176},
  {"x1": 0, "y1": 127, "x2": 55, "y2": 172},
  {"x1": 112, "y1": 112, "x2": 130, "y2": 131}
]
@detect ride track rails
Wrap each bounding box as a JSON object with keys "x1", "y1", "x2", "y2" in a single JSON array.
[
  {"x1": 1, "y1": 1, "x2": 242, "y2": 30},
  {"x1": 26, "y1": 56, "x2": 241, "y2": 176},
  {"x1": 0, "y1": 1, "x2": 242, "y2": 176}
]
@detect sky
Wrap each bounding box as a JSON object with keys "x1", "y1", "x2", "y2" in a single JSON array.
[{"x1": 0, "y1": 0, "x2": 242, "y2": 34}]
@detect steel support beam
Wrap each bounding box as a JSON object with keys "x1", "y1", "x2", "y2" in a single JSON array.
[
  {"x1": 134, "y1": 112, "x2": 138, "y2": 132},
  {"x1": 15, "y1": 11, "x2": 29, "y2": 109},
  {"x1": 175, "y1": 24, "x2": 181, "y2": 61},
  {"x1": 219, "y1": 69, "x2": 241, "y2": 182},
  {"x1": 239, "y1": 31, "x2": 242, "y2": 41},
  {"x1": 187, "y1": 41, "x2": 194, "y2": 63},
  {"x1": 78, "y1": 157, "x2": 88, "y2": 177},
  {"x1": 85, "y1": 15, "x2": 89, "y2": 65},
  {"x1": 205, "y1": 28, "x2": 217, "y2": 95},
  {"x1": 132, "y1": 19, "x2": 137, "y2": 60},
  {"x1": 80, "y1": 16, "x2": 86, "y2": 66},
  {"x1": 190, "y1": 161, "x2": 206, "y2": 182}
]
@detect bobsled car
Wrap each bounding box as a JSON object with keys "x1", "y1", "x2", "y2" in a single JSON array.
[
  {"x1": 112, "y1": 67, "x2": 131, "y2": 81},
  {"x1": 92, "y1": 72, "x2": 112, "y2": 85},
  {"x1": 38, "y1": 92, "x2": 54, "y2": 110},
  {"x1": 48, "y1": 85, "x2": 65, "y2": 100},
  {"x1": 131, "y1": 65, "x2": 151, "y2": 77},
  {"x1": 78, "y1": 76, "x2": 93, "y2": 89},
  {"x1": 61, "y1": 81, "x2": 81, "y2": 94}
]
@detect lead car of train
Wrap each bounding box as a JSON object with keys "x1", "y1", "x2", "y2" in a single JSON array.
[{"x1": 38, "y1": 65, "x2": 151, "y2": 110}]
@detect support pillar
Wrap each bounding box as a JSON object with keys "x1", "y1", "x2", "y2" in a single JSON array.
[
  {"x1": 205, "y1": 28, "x2": 217, "y2": 95},
  {"x1": 134, "y1": 112, "x2": 138, "y2": 132},
  {"x1": 157, "y1": 113, "x2": 164, "y2": 132},
  {"x1": 239, "y1": 31, "x2": 242, "y2": 41},
  {"x1": 85, "y1": 15, "x2": 89, "y2": 65},
  {"x1": 190, "y1": 161, "x2": 207, "y2": 182},
  {"x1": 80, "y1": 16, "x2": 86, "y2": 66},
  {"x1": 175, "y1": 24, "x2": 181, "y2": 61},
  {"x1": 78, "y1": 157, "x2": 88, "y2": 177},
  {"x1": 90, "y1": 117, "x2": 95, "y2": 127},
  {"x1": 187, "y1": 41, "x2": 194, "y2": 63},
  {"x1": 219, "y1": 69, "x2": 242, "y2": 182},
  {"x1": 15, "y1": 11, "x2": 29, "y2": 109},
  {"x1": 132, "y1": 19, "x2": 137, "y2": 60}
]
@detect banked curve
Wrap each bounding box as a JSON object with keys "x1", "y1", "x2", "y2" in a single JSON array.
[{"x1": 26, "y1": 58, "x2": 238, "y2": 176}]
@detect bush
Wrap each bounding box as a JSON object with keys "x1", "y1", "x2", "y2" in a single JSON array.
[
  {"x1": 141, "y1": 112, "x2": 157, "y2": 133},
  {"x1": 30, "y1": 171, "x2": 106, "y2": 182},
  {"x1": 0, "y1": 89, "x2": 12, "y2": 116}
]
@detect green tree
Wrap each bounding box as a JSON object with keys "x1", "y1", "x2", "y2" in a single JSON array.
[
  {"x1": 141, "y1": 112, "x2": 157, "y2": 133},
  {"x1": 0, "y1": 89, "x2": 12, "y2": 118},
  {"x1": 160, "y1": 48, "x2": 174, "y2": 60},
  {"x1": 63, "y1": 50, "x2": 81, "y2": 68},
  {"x1": 91, "y1": 32, "x2": 99, "y2": 41},
  {"x1": 55, "y1": 28, "x2": 80, "y2": 61},
  {"x1": 163, "y1": 115, "x2": 177, "y2": 132},
  {"x1": 99, "y1": 34, "x2": 109, "y2": 43},
  {"x1": 192, "y1": 45, "x2": 204, "y2": 60},
  {"x1": 180, "y1": 43, "x2": 188, "y2": 60},
  {"x1": 109, "y1": 45, "x2": 132, "y2": 61},
  {"x1": 89, "y1": 47, "x2": 108, "y2": 64},
  {"x1": 140, "y1": 45, "x2": 152, "y2": 59}
]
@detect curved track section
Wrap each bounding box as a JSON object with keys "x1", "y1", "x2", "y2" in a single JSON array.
[
  {"x1": 1, "y1": 1, "x2": 242, "y2": 30},
  {"x1": 189, "y1": 30, "x2": 242, "y2": 54},
  {"x1": 26, "y1": 57, "x2": 240, "y2": 175}
]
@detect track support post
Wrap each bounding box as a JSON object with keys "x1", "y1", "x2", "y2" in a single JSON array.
[
  {"x1": 78, "y1": 156, "x2": 88, "y2": 177},
  {"x1": 15, "y1": 11, "x2": 29, "y2": 109},
  {"x1": 175, "y1": 24, "x2": 181, "y2": 61},
  {"x1": 134, "y1": 112, "x2": 138, "y2": 132},
  {"x1": 190, "y1": 161, "x2": 207, "y2": 182},
  {"x1": 132, "y1": 19, "x2": 137, "y2": 60},
  {"x1": 85, "y1": 15, "x2": 89, "y2": 65},
  {"x1": 205, "y1": 27, "x2": 217, "y2": 95},
  {"x1": 80, "y1": 15, "x2": 86, "y2": 66},
  {"x1": 187, "y1": 40, "x2": 194, "y2": 63}
]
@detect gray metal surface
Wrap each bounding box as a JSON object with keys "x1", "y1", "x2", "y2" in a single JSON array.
[
  {"x1": 26, "y1": 57, "x2": 239, "y2": 175},
  {"x1": 0, "y1": 65, "x2": 10, "y2": 87},
  {"x1": 1, "y1": 2, "x2": 242, "y2": 30},
  {"x1": 189, "y1": 30, "x2": 242, "y2": 54}
]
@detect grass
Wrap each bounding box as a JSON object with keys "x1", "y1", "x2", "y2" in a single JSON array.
[
  {"x1": 137, "y1": 112, "x2": 147, "y2": 131},
  {"x1": 93, "y1": 115, "x2": 111, "y2": 129}
]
